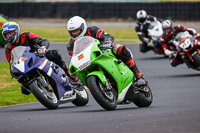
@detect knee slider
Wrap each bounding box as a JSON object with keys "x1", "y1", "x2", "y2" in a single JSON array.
[
  {"x1": 121, "y1": 46, "x2": 131, "y2": 58},
  {"x1": 52, "y1": 50, "x2": 61, "y2": 57},
  {"x1": 46, "y1": 50, "x2": 61, "y2": 60}
]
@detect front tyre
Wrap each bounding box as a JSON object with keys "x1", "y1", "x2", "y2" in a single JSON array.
[
  {"x1": 192, "y1": 52, "x2": 200, "y2": 67},
  {"x1": 133, "y1": 84, "x2": 153, "y2": 107},
  {"x1": 87, "y1": 76, "x2": 117, "y2": 110},
  {"x1": 29, "y1": 78, "x2": 59, "y2": 109}
]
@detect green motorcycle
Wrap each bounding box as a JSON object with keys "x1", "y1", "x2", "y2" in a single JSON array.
[
  {"x1": 0, "y1": 14, "x2": 8, "y2": 47},
  {"x1": 69, "y1": 36, "x2": 153, "y2": 110}
]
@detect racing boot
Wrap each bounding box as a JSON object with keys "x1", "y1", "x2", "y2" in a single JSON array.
[
  {"x1": 62, "y1": 64, "x2": 86, "y2": 92},
  {"x1": 125, "y1": 58, "x2": 143, "y2": 80},
  {"x1": 125, "y1": 58, "x2": 148, "y2": 90},
  {"x1": 140, "y1": 43, "x2": 154, "y2": 53},
  {"x1": 63, "y1": 63, "x2": 78, "y2": 82}
]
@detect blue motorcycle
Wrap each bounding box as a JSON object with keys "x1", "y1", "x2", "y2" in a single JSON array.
[{"x1": 10, "y1": 46, "x2": 89, "y2": 109}]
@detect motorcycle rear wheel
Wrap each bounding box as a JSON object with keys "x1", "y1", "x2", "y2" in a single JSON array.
[
  {"x1": 133, "y1": 84, "x2": 153, "y2": 107},
  {"x1": 29, "y1": 78, "x2": 59, "y2": 109},
  {"x1": 87, "y1": 76, "x2": 117, "y2": 110}
]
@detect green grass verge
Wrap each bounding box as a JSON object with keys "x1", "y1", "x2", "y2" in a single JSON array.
[
  {"x1": 0, "y1": 62, "x2": 37, "y2": 107},
  {"x1": 21, "y1": 27, "x2": 139, "y2": 44}
]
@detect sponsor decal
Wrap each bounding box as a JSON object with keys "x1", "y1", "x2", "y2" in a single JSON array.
[
  {"x1": 0, "y1": 22, "x2": 5, "y2": 28},
  {"x1": 21, "y1": 57, "x2": 28, "y2": 62},
  {"x1": 69, "y1": 27, "x2": 75, "y2": 30},
  {"x1": 78, "y1": 54, "x2": 84, "y2": 60},
  {"x1": 40, "y1": 61, "x2": 43, "y2": 66},
  {"x1": 79, "y1": 61, "x2": 90, "y2": 70},
  {"x1": 3, "y1": 27, "x2": 8, "y2": 31}
]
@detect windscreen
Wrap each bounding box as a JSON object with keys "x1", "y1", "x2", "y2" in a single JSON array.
[
  {"x1": 10, "y1": 46, "x2": 27, "y2": 63},
  {"x1": 174, "y1": 31, "x2": 193, "y2": 44},
  {"x1": 73, "y1": 36, "x2": 95, "y2": 55}
]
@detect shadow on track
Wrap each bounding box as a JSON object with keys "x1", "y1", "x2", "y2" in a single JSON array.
[
  {"x1": 6, "y1": 104, "x2": 84, "y2": 112},
  {"x1": 137, "y1": 56, "x2": 168, "y2": 60},
  {"x1": 73, "y1": 106, "x2": 155, "y2": 113},
  {"x1": 157, "y1": 73, "x2": 200, "y2": 78}
]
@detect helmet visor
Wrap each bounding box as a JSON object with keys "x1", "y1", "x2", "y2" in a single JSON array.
[
  {"x1": 69, "y1": 23, "x2": 84, "y2": 39},
  {"x1": 163, "y1": 26, "x2": 171, "y2": 33},
  {"x1": 3, "y1": 30, "x2": 15, "y2": 40},
  {"x1": 138, "y1": 18, "x2": 146, "y2": 23}
]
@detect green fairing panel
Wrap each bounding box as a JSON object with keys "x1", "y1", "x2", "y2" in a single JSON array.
[
  {"x1": 90, "y1": 42, "x2": 133, "y2": 94},
  {"x1": 69, "y1": 38, "x2": 133, "y2": 94},
  {"x1": 0, "y1": 16, "x2": 8, "y2": 46},
  {"x1": 87, "y1": 71, "x2": 106, "y2": 85}
]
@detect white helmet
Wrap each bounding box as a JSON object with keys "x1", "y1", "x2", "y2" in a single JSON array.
[
  {"x1": 136, "y1": 10, "x2": 147, "y2": 23},
  {"x1": 67, "y1": 16, "x2": 87, "y2": 40}
]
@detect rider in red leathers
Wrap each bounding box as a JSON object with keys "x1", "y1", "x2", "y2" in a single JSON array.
[
  {"x1": 160, "y1": 20, "x2": 196, "y2": 67},
  {"x1": 67, "y1": 16, "x2": 145, "y2": 83},
  {"x1": 3, "y1": 21, "x2": 77, "y2": 94}
]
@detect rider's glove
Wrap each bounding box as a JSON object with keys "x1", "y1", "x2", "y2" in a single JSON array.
[
  {"x1": 164, "y1": 49, "x2": 174, "y2": 57},
  {"x1": 99, "y1": 40, "x2": 113, "y2": 50},
  {"x1": 37, "y1": 46, "x2": 47, "y2": 56}
]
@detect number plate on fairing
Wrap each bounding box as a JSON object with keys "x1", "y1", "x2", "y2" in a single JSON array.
[{"x1": 179, "y1": 38, "x2": 191, "y2": 49}]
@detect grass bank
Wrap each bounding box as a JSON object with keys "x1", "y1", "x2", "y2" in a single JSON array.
[
  {"x1": 21, "y1": 27, "x2": 139, "y2": 43},
  {"x1": 0, "y1": 62, "x2": 37, "y2": 107}
]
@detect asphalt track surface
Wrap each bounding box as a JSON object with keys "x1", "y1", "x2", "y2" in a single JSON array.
[{"x1": 0, "y1": 44, "x2": 200, "y2": 133}]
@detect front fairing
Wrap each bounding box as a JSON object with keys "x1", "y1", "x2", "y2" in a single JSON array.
[
  {"x1": 10, "y1": 46, "x2": 71, "y2": 99},
  {"x1": 10, "y1": 46, "x2": 43, "y2": 80},
  {"x1": 69, "y1": 36, "x2": 100, "y2": 85},
  {"x1": 174, "y1": 31, "x2": 194, "y2": 51},
  {"x1": 148, "y1": 21, "x2": 163, "y2": 41}
]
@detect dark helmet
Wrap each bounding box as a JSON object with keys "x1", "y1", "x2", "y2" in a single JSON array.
[{"x1": 136, "y1": 10, "x2": 147, "y2": 23}]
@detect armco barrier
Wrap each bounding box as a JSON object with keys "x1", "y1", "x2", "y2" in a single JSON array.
[{"x1": 0, "y1": 2, "x2": 199, "y2": 20}]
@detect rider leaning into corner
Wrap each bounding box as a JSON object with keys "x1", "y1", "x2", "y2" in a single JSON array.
[
  {"x1": 135, "y1": 10, "x2": 163, "y2": 53},
  {"x1": 2, "y1": 21, "x2": 78, "y2": 94},
  {"x1": 66, "y1": 16, "x2": 146, "y2": 84},
  {"x1": 160, "y1": 20, "x2": 200, "y2": 67}
]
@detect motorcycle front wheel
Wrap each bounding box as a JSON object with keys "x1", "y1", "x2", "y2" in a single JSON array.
[
  {"x1": 29, "y1": 77, "x2": 59, "y2": 109},
  {"x1": 192, "y1": 52, "x2": 200, "y2": 67},
  {"x1": 87, "y1": 76, "x2": 117, "y2": 110}
]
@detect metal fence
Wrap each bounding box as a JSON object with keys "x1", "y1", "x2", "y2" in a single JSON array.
[{"x1": 0, "y1": 2, "x2": 200, "y2": 20}]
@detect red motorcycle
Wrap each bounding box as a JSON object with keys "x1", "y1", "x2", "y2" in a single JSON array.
[{"x1": 172, "y1": 31, "x2": 200, "y2": 70}]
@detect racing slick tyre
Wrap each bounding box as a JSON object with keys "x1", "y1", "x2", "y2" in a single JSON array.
[{"x1": 87, "y1": 76, "x2": 117, "y2": 110}]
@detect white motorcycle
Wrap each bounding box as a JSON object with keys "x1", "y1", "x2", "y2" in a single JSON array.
[{"x1": 147, "y1": 20, "x2": 165, "y2": 55}]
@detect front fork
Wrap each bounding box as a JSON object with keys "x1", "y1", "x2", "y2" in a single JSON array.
[
  {"x1": 86, "y1": 67, "x2": 116, "y2": 95},
  {"x1": 36, "y1": 70, "x2": 54, "y2": 92},
  {"x1": 180, "y1": 49, "x2": 200, "y2": 68}
]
